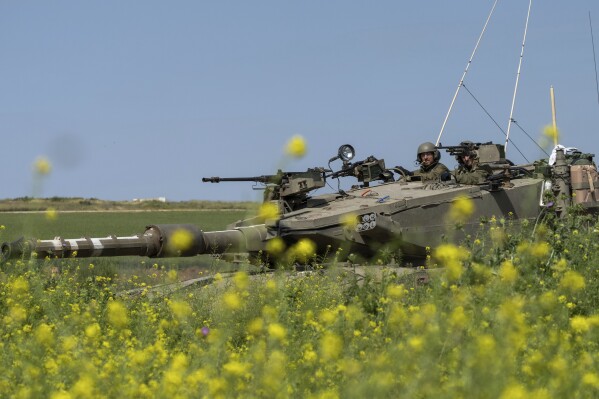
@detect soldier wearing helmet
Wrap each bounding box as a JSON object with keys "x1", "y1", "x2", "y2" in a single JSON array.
[
  {"x1": 454, "y1": 141, "x2": 492, "y2": 184},
  {"x1": 396, "y1": 142, "x2": 449, "y2": 182}
]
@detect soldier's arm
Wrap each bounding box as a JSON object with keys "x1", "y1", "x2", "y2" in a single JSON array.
[
  {"x1": 435, "y1": 164, "x2": 450, "y2": 178},
  {"x1": 456, "y1": 169, "x2": 487, "y2": 185}
]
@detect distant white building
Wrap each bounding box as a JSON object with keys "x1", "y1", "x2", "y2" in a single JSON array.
[{"x1": 132, "y1": 197, "x2": 167, "y2": 203}]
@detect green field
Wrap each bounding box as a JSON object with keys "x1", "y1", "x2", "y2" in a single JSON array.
[{"x1": 0, "y1": 210, "x2": 251, "y2": 241}]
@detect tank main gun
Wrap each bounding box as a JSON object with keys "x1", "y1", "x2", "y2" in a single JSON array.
[{"x1": 1, "y1": 224, "x2": 268, "y2": 263}]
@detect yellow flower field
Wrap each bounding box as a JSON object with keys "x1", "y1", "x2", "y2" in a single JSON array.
[{"x1": 0, "y1": 209, "x2": 598, "y2": 398}]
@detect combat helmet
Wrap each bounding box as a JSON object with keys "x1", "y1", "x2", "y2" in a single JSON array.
[
  {"x1": 456, "y1": 140, "x2": 478, "y2": 163},
  {"x1": 416, "y1": 142, "x2": 441, "y2": 164}
]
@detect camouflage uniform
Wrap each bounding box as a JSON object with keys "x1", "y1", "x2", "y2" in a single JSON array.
[
  {"x1": 413, "y1": 161, "x2": 450, "y2": 182},
  {"x1": 455, "y1": 162, "x2": 492, "y2": 185}
]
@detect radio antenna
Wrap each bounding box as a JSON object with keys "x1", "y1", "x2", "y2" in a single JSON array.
[
  {"x1": 590, "y1": 12, "x2": 599, "y2": 106},
  {"x1": 504, "y1": 0, "x2": 533, "y2": 155},
  {"x1": 435, "y1": 0, "x2": 500, "y2": 146}
]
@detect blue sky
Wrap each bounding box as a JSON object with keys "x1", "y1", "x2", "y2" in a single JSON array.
[{"x1": 2, "y1": 0, "x2": 599, "y2": 202}]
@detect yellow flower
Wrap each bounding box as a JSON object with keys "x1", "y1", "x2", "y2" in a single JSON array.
[
  {"x1": 223, "y1": 360, "x2": 251, "y2": 377},
  {"x1": 386, "y1": 284, "x2": 406, "y2": 299},
  {"x1": 247, "y1": 318, "x2": 263, "y2": 335},
  {"x1": 49, "y1": 391, "x2": 69, "y2": 399},
  {"x1": 387, "y1": 304, "x2": 407, "y2": 328},
  {"x1": 303, "y1": 349, "x2": 317, "y2": 362},
  {"x1": 45, "y1": 208, "x2": 58, "y2": 221},
  {"x1": 167, "y1": 269, "x2": 178, "y2": 283},
  {"x1": 129, "y1": 349, "x2": 150, "y2": 366},
  {"x1": 338, "y1": 358, "x2": 361, "y2": 376},
  {"x1": 170, "y1": 353, "x2": 189, "y2": 371},
  {"x1": 267, "y1": 323, "x2": 287, "y2": 342},
  {"x1": 9, "y1": 305, "x2": 27, "y2": 324},
  {"x1": 449, "y1": 306, "x2": 468, "y2": 329},
  {"x1": 539, "y1": 291, "x2": 557, "y2": 311},
  {"x1": 33, "y1": 156, "x2": 52, "y2": 175},
  {"x1": 265, "y1": 237, "x2": 286, "y2": 256},
  {"x1": 543, "y1": 124, "x2": 560, "y2": 143},
  {"x1": 570, "y1": 315, "x2": 590, "y2": 333},
  {"x1": 408, "y1": 336, "x2": 424, "y2": 352},
  {"x1": 168, "y1": 300, "x2": 192, "y2": 321},
  {"x1": 559, "y1": 271, "x2": 586, "y2": 293},
  {"x1": 434, "y1": 244, "x2": 468, "y2": 282},
  {"x1": 223, "y1": 291, "x2": 242, "y2": 311},
  {"x1": 448, "y1": 196, "x2": 474, "y2": 222},
  {"x1": 489, "y1": 228, "x2": 506, "y2": 247},
  {"x1": 500, "y1": 383, "x2": 528, "y2": 399},
  {"x1": 320, "y1": 332, "x2": 343, "y2": 360},
  {"x1": 61, "y1": 335, "x2": 78, "y2": 352},
  {"x1": 265, "y1": 278, "x2": 277, "y2": 293},
  {"x1": 11, "y1": 276, "x2": 30, "y2": 297},
  {"x1": 258, "y1": 202, "x2": 280, "y2": 221},
  {"x1": 477, "y1": 334, "x2": 496, "y2": 356},
  {"x1": 85, "y1": 323, "x2": 101, "y2": 339},
  {"x1": 582, "y1": 373, "x2": 599, "y2": 388},
  {"x1": 340, "y1": 213, "x2": 358, "y2": 230},
  {"x1": 186, "y1": 368, "x2": 208, "y2": 387},
  {"x1": 71, "y1": 375, "x2": 95, "y2": 398},
  {"x1": 285, "y1": 135, "x2": 307, "y2": 158},
  {"x1": 499, "y1": 260, "x2": 518, "y2": 284},
  {"x1": 434, "y1": 244, "x2": 467, "y2": 264},
  {"x1": 290, "y1": 238, "x2": 316, "y2": 263},
  {"x1": 170, "y1": 228, "x2": 194, "y2": 252},
  {"x1": 107, "y1": 300, "x2": 129, "y2": 329},
  {"x1": 530, "y1": 241, "x2": 550, "y2": 259},
  {"x1": 318, "y1": 309, "x2": 337, "y2": 326},
  {"x1": 233, "y1": 271, "x2": 249, "y2": 290},
  {"x1": 552, "y1": 258, "x2": 567, "y2": 273},
  {"x1": 35, "y1": 323, "x2": 55, "y2": 347}
]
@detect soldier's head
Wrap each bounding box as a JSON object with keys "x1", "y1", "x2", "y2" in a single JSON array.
[
  {"x1": 416, "y1": 142, "x2": 440, "y2": 167},
  {"x1": 456, "y1": 141, "x2": 477, "y2": 168}
]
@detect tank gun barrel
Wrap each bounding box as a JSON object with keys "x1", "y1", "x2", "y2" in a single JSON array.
[
  {"x1": 202, "y1": 176, "x2": 279, "y2": 184},
  {"x1": 1, "y1": 224, "x2": 268, "y2": 263}
]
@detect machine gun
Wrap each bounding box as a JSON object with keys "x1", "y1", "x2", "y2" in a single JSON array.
[
  {"x1": 438, "y1": 141, "x2": 509, "y2": 167},
  {"x1": 437, "y1": 141, "x2": 485, "y2": 158},
  {"x1": 203, "y1": 145, "x2": 394, "y2": 212},
  {"x1": 203, "y1": 169, "x2": 327, "y2": 213},
  {"x1": 328, "y1": 156, "x2": 392, "y2": 187}
]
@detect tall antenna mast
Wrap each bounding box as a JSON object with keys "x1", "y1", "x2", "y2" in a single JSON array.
[
  {"x1": 504, "y1": 0, "x2": 533, "y2": 154},
  {"x1": 590, "y1": 11, "x2": 599, "y2": 107},
  {"x1": 550, "y1": 86, "x2": 558, "y2": 147},
  {"x1": 435, "y1": 0, "x2": 500, "y2": 146}
]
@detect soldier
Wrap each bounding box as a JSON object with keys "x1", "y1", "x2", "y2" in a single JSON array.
[
  {"x1": 397, "y1": 142, "x2": 450, "y2": 182},
  {"x1": 454, "y1": 141, "x2": 492, "y2": 184}
]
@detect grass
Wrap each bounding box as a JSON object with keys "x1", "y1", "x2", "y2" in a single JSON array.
[
  {"x1": 0, "y1": 197, "x2": 256, "y2": 212},
  {"x1": 0, "y1": 209, "x2": 251, "y2": 242}
]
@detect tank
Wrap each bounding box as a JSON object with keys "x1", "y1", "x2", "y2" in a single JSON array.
[{"x1": 2, "y1": 143, "x2": 598, "y2": 265}]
